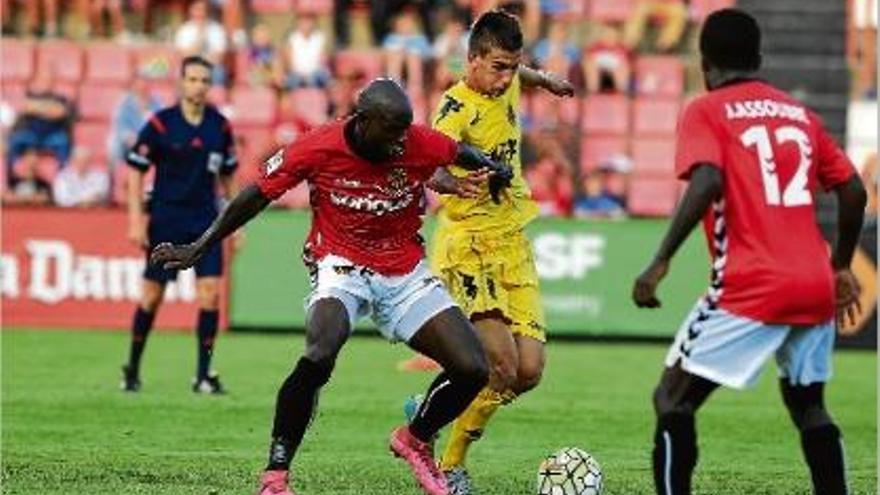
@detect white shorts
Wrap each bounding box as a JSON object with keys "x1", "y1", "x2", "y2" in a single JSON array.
[
  {"x1": 306, "y1": 255, "x2": 457, "y2": 343},
  {"x1": 665, "y1": 300, "x2": 835, "y2": 390}
]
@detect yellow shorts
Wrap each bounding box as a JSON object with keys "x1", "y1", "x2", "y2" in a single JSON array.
[{"x1": 431, "y1": 226, "x2": 546, "y2": 342}]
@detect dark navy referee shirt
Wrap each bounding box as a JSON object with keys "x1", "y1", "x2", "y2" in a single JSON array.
[{"x1": 127, "y1": 104, "x2": 237, "y2": 219}]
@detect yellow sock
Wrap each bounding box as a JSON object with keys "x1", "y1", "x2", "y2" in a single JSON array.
[{"x1": 439, "y1": 388, "x2": 506, "y2": 471}]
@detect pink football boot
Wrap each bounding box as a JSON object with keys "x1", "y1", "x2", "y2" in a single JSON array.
[
  {"x1": 389, "y1": 426, "x2": 449, "y2": 495},
  {"x1": 257, "y1": 470, "x2": 296, "y2": 495}
]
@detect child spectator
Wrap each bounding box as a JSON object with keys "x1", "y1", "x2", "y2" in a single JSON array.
[
  {"x1": 573, "y1": 170, "x2": 626, "y2": 219},
  {"x1": 382, "y1": 10, "x2": 431, "y2": 90},
  {"x1": 244, "y1": 23, "x2": 282, "y2": 88},
  {"x1": 532, "y1": 20, "x2": 579, "y2": 77},
  {"x1": 174, "y1": 0, "x2": 228, "y2": 84},
  {"x1": 282, "y1": 14, "x2": 330, "y2": 89},
  {"x1": 584, "y1": 23, "x2": 631, "y2": 94},
  {"x1": 108, "y1": 75, "x2": 163, "y2": 168},
  {"x1": 432, "y1": 12, "x2": 469, "y2": 89}
]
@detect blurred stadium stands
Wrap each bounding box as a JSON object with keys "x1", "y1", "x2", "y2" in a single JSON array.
[{"x1": 0, "y1": 0, "x2": 874, "y2": 220}]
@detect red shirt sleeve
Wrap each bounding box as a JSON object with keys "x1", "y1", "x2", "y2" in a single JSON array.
[
  {"x1": 405, "y1": 125, "x2": 459, "y2": 168},
  {"x1": 812, "y1": 114, "x2": 855, "y2": 190},
  {"x1": 675, "y1": 98, "x2": 723, "y2": 180},
  {"x1": 255, "y1": 140, "x2": 320, "y2": 200}
]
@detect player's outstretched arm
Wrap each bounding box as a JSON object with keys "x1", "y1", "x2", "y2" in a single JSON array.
[
  {"x1": 150, "y1": 185, "x2": 270, "y2": 270},
  {"x1": 427, "y1": 144, "x2": 513, "y2": 203},
  {"x1": 831, "y1": 175, "x2": 868, "y2": 326},
  {"x1": 632, "y1": 164, "x2": 722, "y2": 308},
  {"x1": 518, "y1": 65, "x2": 574, "y2": 97}
]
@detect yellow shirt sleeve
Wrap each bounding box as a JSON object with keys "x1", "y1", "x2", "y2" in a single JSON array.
[{"x1": 432, "y1": 92, "x2": 472, "y2": 142}]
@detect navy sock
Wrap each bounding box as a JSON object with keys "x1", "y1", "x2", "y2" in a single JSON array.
[
  {"x1": 653, "y1": 412, "x2": 697, "y2": 495},
  {"x1": 267, "y1": 357, "x2": 334, "y2": 471},
  {"x1": 409, "y1": 371, "x2": 484, "y2": 443},
  {"x1": 196, "y1": 309, "x2": 219, "y2": 380},
  {"x1": 127, "y1": 307, "x2": 156, "y2": 373},
  {"x1": 801, "y1": 423, "x2": 849, "y2": 495}
]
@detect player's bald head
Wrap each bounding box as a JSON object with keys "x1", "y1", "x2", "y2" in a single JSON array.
[{"x1": 355, "y1": 78, "x2": 413, "y2": 124}]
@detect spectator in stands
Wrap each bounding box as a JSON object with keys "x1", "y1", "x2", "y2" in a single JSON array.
[
  {"x1": 5, "y1": 70, "x2": 75, "y2": 180},
  {"x1": 849, "y1": 0, "x2": 877, "y2": 99},
  {"x1": 524, "y1": 134, "x2": 575, "y2": 216},
  {"x1": 212, "y1": 0, "x2": 246, "y2": 47},
  {"x1": 53, "y1": 146, "x2": 110, "y2": 207},
  {"x1": 382, "y1": 10, "x2": 431, "y2": 90},
  {"x1": 108, "y1": 74, "x2": 163, "y2": 168},
  {"x1": 23, "y1": 0, "x2": 60, "y2": 37},
  {"x1": 584, "y1": 23, "x2": 631, "y2": 94},
  {"x1": 174, "y1": 0, "x2": 229, "y2": 84},
  {"x1": 333, "y1": 0, "x2": 355, "y2": 48},
  {"x1": 369, "y1": 0, "x2": 439, "y2": 46},
  {"x1": 281, "y1": 14, "x2": 331, "y2": 89},
  {"x1": 532, "y1": 19, "x2": 579, "y2": 79},
  {"x1": 143, "y1": 0, "x2": 188, "y2": 35},
  {"x1": 243, "y1": 23, "x2": 281, "y2": 88},
  {"x1": 432, "y1": 11, "x2": 469, "y2": 89},
  {"x1": 1, "y1": 0, "x2": 17, "y2": 34},
  {"x1": 484, "y1": 0, "x2": 540, "y2": 43},
  {"x1": 449, "y1": 0, "x2": 473, "y2": 26},
  {"x1": 89, "y1": 0, "x2": 129, "y2": 40},
  {"x1": 623, "y1": 0, "x2": 688, "y2": 53},
  {"x1": 573, "y1": 170, "x2": 626, "y2": 219},
  {"x1": 3, "y1": 152, "x2": 52, "y2": 206}
]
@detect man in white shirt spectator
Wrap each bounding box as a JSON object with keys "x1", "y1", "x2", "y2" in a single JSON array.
[
  {"x1": 53, "y1": 146, "x2": 109, "y2": 208},
  {"x1": 282, "y1": 14, "x2": 330, "y2": 89},
  {"x1": 174, "y1": 0, "x2": 228, "y2": 84}
]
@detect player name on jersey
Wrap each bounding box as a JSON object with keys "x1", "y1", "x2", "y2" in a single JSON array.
[{"x1": 724, "y1": 99, "x2": 808, "y2": 124}]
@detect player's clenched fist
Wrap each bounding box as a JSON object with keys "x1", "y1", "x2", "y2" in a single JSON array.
[
  {"x1": 150, "y1": 242, "x2": 203, "y2": 270},
  {"x1": 632, "y1": 259, "x2": 669, "y2": 309}
]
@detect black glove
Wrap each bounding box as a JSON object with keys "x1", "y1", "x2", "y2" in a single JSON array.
[{"x1": 486, "y1": 161, "x2": 513, "y2": 204}]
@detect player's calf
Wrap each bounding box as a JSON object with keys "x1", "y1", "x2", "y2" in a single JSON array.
[
  {"x1": 265, "y1": 357, "x2": 334, "y2": 471},
  {"x1": 651, "y1": 366, "x2": 717, "y2": 495},
  {"x1": 652, "y1": 411, "x2": 697, "y2": 495},
  {"x1": 781, "y1": 382, "x2": 849, "y2": 495}
]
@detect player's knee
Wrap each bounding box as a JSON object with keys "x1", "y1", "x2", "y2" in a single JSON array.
[
  {"x1": 303, "y1": 339, "x2": 342, "y2": 368},
  {"x1": 653, "y1": 382, "x2": 682, "y2": 417},
  {"x1": 781, "y1": 382, "x2": 832, "y2": 431},
  {"x1": 513, "y1": 363, "x2": 543, "y2": 395},
  {"x1": 140, "y1": 286, "x2": 164, "y2": 312},
  {"x1": 448, "y1": 356, "x2": 490, "y2": 395},
  {"x1": 197, "y1": 287, "x2": 220, "y2": 310}
]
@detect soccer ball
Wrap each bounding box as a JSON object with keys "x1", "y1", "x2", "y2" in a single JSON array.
[{"x1": 536, "y1": 447, "x2": 603, "y2": 495}]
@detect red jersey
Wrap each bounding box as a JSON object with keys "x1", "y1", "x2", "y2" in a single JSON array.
[
  {"x1": 675, "y1": 80, "x2": 855, "y2": 325},
  {"x1": 256, "y1": 119, "x2": 458, "y2": 275}
]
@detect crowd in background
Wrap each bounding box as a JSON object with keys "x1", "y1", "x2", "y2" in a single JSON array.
[{"x1": 0, "y1": 0, "x2": 876, "y2": 219}]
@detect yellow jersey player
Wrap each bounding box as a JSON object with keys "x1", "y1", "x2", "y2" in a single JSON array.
[{"x1": 426, "y1": 9, "x2": 574, "y2": 494}]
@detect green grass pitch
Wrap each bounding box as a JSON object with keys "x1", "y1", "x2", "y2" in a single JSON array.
[{"x1": 2, "y1": 328, "x2": 876, "y2": 494}]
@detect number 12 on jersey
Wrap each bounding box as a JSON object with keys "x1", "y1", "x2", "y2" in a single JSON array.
[{"x1": 740, "y1": 124, "x2": 813, "y2": 207}]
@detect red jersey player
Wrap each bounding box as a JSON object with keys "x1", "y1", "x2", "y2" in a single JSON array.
[
  {"x1": 631, "y1": 10, "x2": 866, "y2": 495},
  {"x1": 151, "y1": 79, "x2": 518, "y2": 495}
]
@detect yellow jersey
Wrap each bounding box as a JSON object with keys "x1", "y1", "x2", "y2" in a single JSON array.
[{"x1": 432, "y1": 76, "x2": 539, "y2": 233}]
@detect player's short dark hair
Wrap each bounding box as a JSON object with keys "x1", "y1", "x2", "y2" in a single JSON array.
[
  {"x1": 468, "y1": 9, "x2": 523, "y2": 57},
  {"x1": 180, "y1": 55, "x2": 214, "y2": 77},
  {"x1": 700, "y1": 9, "x2": 762, "y2": 71}
]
